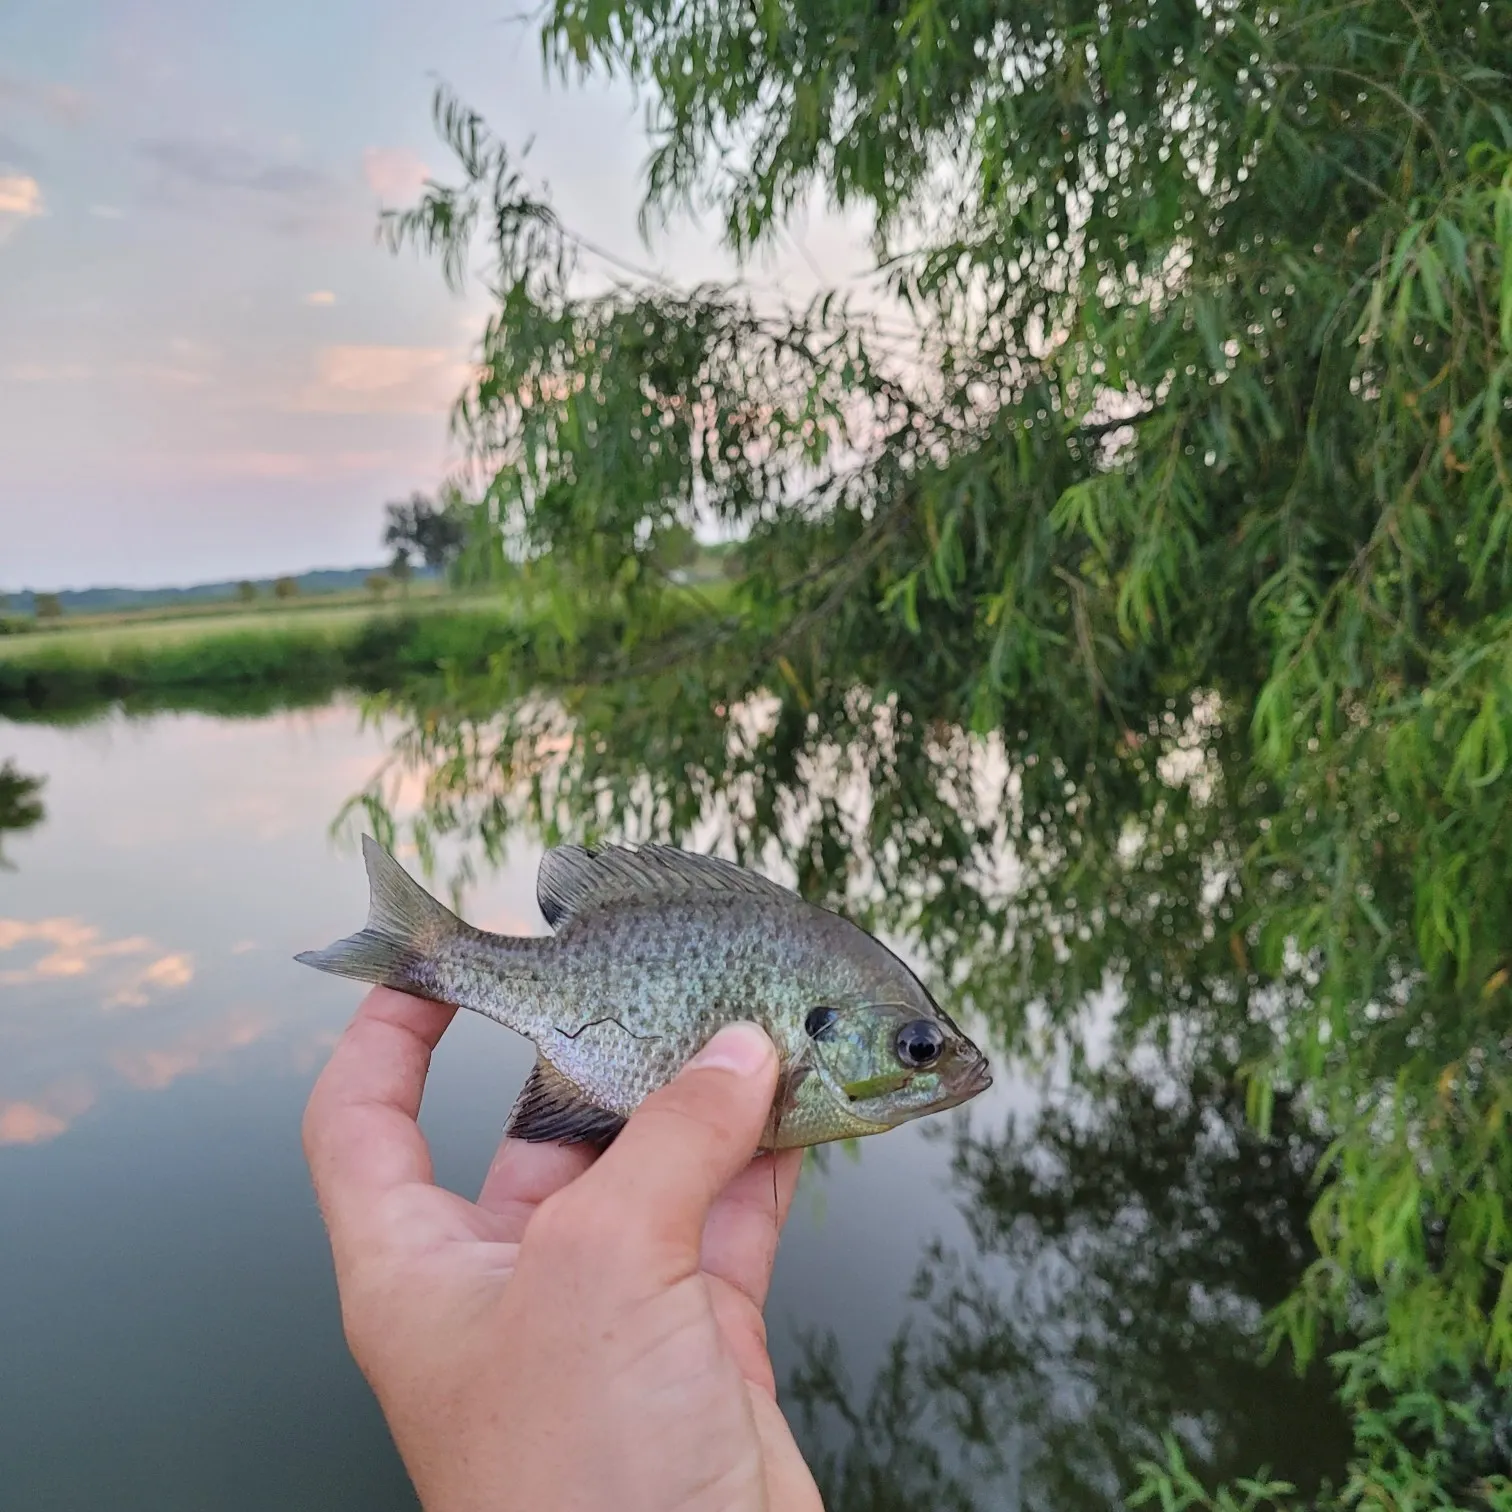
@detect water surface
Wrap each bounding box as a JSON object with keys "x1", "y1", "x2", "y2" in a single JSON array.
[{"x1": 0, "y1": 704, "x2": 1350, "y2": 1508}]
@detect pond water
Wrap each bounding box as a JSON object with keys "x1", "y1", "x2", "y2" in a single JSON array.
[{"x1": 0, "y1": 703, "x2": 1351, "y2": 1509}]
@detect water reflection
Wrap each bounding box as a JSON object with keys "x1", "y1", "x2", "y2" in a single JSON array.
[
  {"x1": 0, "y1": 700, "x2": 1352, "y2": 1508},
  {"x1": 787, "y1": 1064, "x2": 1351, "y2": 1509},
  {"x1": 0, "y1": 758, "x2": 44, "y2": 865}
]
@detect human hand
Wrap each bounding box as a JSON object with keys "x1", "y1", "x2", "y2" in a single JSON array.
[{"x1": 302, "y1": 986, "x2": 823, "y2": 1512}]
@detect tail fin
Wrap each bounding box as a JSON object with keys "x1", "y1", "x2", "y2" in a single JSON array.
[{"x1": 295, "y1": 835, "x2": 465, "y2": 995}]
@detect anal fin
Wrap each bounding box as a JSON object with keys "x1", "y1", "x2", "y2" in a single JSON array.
[{"x1": 504, "y1": 1059, "x2": 626, "y2": 1147}]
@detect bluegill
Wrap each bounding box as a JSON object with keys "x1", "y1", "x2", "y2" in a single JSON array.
[{"x1": 296, "y1": 837, "x2": 991, "y2": 1149}]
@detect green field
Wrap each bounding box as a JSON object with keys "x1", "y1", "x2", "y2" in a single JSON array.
[
  {"x1": 0, "y1": 591, "x2": 523, "y2": 714},
  {"x1": 0, "y1": 592, "x2": 494, "y2": 662}
]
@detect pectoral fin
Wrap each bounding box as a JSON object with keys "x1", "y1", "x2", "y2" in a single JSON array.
[{"x1": 504, "y1": 1059, "x2": 626, "y2": 1147}]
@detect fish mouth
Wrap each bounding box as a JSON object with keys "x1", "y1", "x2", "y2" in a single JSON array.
[{"x1": 952, "y1": 1054, "x2": 993, "y2": 1101}]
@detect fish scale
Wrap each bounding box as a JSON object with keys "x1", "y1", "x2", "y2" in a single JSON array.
[{"x1": 296, "y1": 836, "x2": 991, "y2": 1149}]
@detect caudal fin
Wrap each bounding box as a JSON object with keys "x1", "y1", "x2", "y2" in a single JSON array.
[{"x1": 295, "y1": 835, "x2": 464, "y2": 995}]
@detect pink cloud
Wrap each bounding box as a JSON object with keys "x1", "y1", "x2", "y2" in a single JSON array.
[
  {"x1": 0, "y1": 172, "x2": 44, "y2": 242},
  {"x1": 191, "y1": 448, "x2": 414, "y2": 479},
  {"x1": 363, "y1": 147, "x2": 429, "y2": 204},
  {"x1": 2, "y1": 361, "x2": 94, "y2": 383},
  {"x1": 297, "y1": 343, "x2": 469, "y2": 415}
]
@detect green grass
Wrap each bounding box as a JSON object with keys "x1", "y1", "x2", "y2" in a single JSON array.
[
  {"x1": 0, "y1": 593, "x2": 494, "y2": 662},
  {"x1": 0, "y1": 593, "x2": 524, "y2": 715}
]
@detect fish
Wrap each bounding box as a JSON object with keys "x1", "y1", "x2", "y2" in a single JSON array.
[{"x1": 295, "y1": 836, "x2": 992, "y2": 1149}]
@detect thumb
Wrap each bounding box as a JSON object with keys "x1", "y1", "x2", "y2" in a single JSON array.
[{"x1": 565, "y1": 1023, "x2": 779, "y2": 1278}]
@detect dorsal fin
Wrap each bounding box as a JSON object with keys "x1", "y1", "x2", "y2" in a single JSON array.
[{"x1": 536, "y1": 843, "x2": 797, "y2": 930}]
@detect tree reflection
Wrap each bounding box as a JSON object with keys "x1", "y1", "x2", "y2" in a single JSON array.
[
  {"x1": 0, "y1": 761, "x2": 44, "y2": 867},
  {"x1": 785, "y1": 1064, "x2": 1351, "y2": 1510}
]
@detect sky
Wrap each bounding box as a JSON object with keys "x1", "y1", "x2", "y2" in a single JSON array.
[{"x1": 0, "y1": 0, "x2": 866, "y2": 592}]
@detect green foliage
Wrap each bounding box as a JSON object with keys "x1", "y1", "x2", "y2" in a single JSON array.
[
  {"x1": 379, "y1": 0, "x2": 1512, "y2": 1501},
  {"x1": 33, "y1": 593, "x2": 61, "y2": 621},
  {"x1": 236, "y1": 581, "x2": 257, "y2": 604},
  {"x1": 272, "y1": 576, "x2": 298, "y2": 601}
]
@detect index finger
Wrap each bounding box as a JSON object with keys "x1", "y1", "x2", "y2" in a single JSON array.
[
  {"x1": 700, "y1": 1147, "x2": 804, "y2": 1309},
  {"x1": 302, "y1": 986, "x2": 457, "y2": 1252}
]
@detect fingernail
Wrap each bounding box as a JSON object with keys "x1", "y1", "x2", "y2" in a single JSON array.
[{"x1": 691, "y1": 1022, "x2": 774, "y2": 1076}]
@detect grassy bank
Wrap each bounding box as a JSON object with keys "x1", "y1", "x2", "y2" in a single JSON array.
[{"x1": 0, "y1": 594, "x2": 521, "y2": 715}]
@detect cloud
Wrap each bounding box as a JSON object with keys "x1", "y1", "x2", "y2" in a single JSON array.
[
  {"x1": 119, "y1": 361, "x2": 208, "y2": 388},
  {"x1": 150, "y1": 447, "x2": 414, "y2": 481},
  {"x1": 0, "y1": 72, "x2": 88, "y2": 126},
  {"x1": 140, "y1": 137, "x2": 331, "y2": 199},
  {"x1": 304, "y1": 289, "x2": 336, "y2": 306},
  {"x1": 297, "y1": 344, "x2": 468, "y2": 415},
  {"x1": 90, "y1": 204, "x2": 125, "y2": 220},
  {"x1": 137, "y1": 137, "x2": 346, "y2": 235},
  {"x1": 0, "y1": 174, "x2": 43, "y2": 216},
  {"x1": 0, "y1": 172, "x2": 44, "y2": 243},
  {"x1": 5, "y1": 337, "x2": 210, "y2": 388},
  {"x1": 363, "y1": 146, "x2": 429, "y2": 204},
  {"x1": 2, "y1": 361, "x2": 94, "y2": 383}
]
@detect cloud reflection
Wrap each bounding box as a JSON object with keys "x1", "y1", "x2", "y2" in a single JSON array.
[
  {"x1": 110, "y1": 1008, "x2": 275, "y2": 1092},
  {"x1": 0, "y1": 917, "x2": 193, "y2": 1007},
  {"x1": 0, "y1": 1077, "x2": 98, "y2": 1148},
  {"x1": 0, "y1": 1103, "x2": 69, "y2": 1145},
  {"x1": 105, "y1": 953, "x2": 196, "y2": 1009}
]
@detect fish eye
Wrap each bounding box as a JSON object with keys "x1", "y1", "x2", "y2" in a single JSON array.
[
  {"x1": 894, "y1": 1019, "x2": 946, "y2": 1069},
  {"x1": 805, "y1": 1006, "x2": 839, "y2": 1040}
]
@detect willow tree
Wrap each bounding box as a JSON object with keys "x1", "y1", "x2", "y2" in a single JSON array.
[{"x1": 383, "y1": 2, "x2": 1512, "y2": 1501}]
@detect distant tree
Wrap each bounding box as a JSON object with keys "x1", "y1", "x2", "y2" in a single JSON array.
[
  {"x1": 33, "y1": 593, "x2": 61, "y2": 621},
  {"x1": 366, "y1": 572, "x2": 393, "y2": 599},
  {"x1": 236, "y1": 580, "x2": 257, "y2": 604},
  {"x1": 384, "y1": 491, "x2": 468, "y2": 571},
  {"x1": 649, "y1": 522, "x2": 698, "y2": 577},
  {"x1": 388, "y1": 553, "x2": 413, "y2": 595},
  {"x1": 272, "y1": 577, "x2": 298, "y2": 602},
  {"x1": 0, "y1": 761, "x2": 44, "y2": 869}
]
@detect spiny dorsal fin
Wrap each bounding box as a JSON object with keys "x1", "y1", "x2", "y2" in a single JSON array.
[
  {"x1": 504, "y1": 1059, "x2": 626, "y2": 1147},
  {"x1": 536, "y1": 843, "x2": 797, "y2": 930}
]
